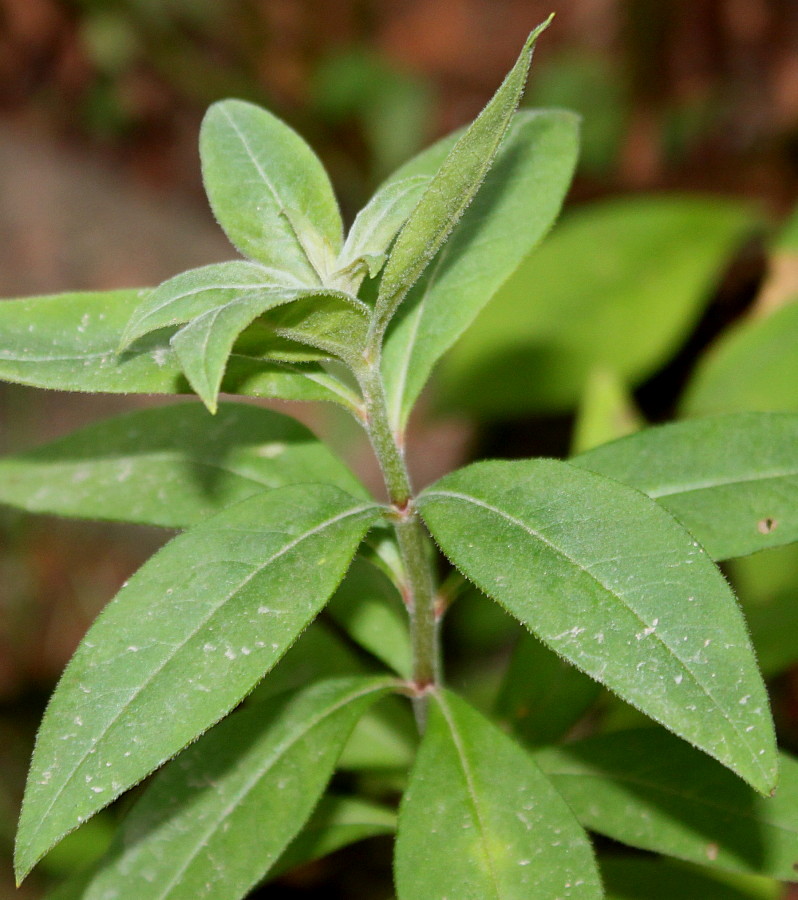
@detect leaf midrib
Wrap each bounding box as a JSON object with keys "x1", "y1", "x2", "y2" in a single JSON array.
[
  {"x1": 436, "y1": 694, "x2": 503, "y2": 900},
  {"x1": 152, "y1": 680, "x2": 390, "y2": 900}
]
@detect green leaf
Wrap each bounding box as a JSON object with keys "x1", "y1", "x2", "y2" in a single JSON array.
[
  {"x1": 681, "y1": 301, "x2": 798, "y2": 416},
  {"x1": 600, "y1": 857, "x2": 781, "y2": 900},
  {"x1": 270, "y1": 794, "x2": 395, "y2": 880},
  {"x1": 372, "y1": 20, "x2": 552, "y2": 339},
  {"x1": 53, "y1": 678, "x2": 393, "y2": 900},
  {"x1": 381, "y1": 109, "x2": 579, "y2": 430},
  {"x1": 0, "y1": 402, "x2": 367, "y2": 528},
  {"x1": 265, "y1": 293, "x2": 370, "y2": 367},
  {"x1": 570, "y1": 367, "x2": 644, "y2": 454},
  {"x1": 120, "y1": 261, "x2": 301, "y2": 350},
  {"x1": 0, "y1": 290, "x2": 355, "y2": 408},
  {"x1": 495, "y1": 632, "x2": 600, "y2": 747},
  {"x1": 439, "y1": 196, "x2": 757, "y2": 417},
  {"x1": 15, "y1": 485, "x2": 382, "y2": 880},
  {"x1": 327, "y1": 556, "x2": 412, "y2": 677},
  {"x1": 335, "y1": 174, "x2": 431, "y2": 281},
  {"x1": 537, "y1": 729, "x2": 798, "y2": 881},
  {"x1": 169, "y1": 289, "x2": 354, "y2": 412},
  {"x1": 200, "y1": 99, "x2": 343, "y2": 279},
  {"x1": 418, "y1": 460, "x2": 777, "y2": 793},
  {"x1": 573, "y1": 412, "x2": 798, "y2": 560},
  {"x1": 730, "y1": 544, "x2": 798, "y2": 678},
  {"x1": 395, "y1": 690, "x2": 602, "y2": 900}
]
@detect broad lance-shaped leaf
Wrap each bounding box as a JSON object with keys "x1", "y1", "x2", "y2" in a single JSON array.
[
  {"x1": 381, "y1": 109, "x2": 579, "y2": 430},
  {"x1": 537, "y1": 729, "x2": 798, "y2": 881},
  {"x1": 395, "y1": 690, "x2": 602, "y2": 900},
  {"x1": 119, "y1": 261, "x2": 304, "y2": 350},
  {"x1": 14, "y1": 484, "x2": 383, "y2": 880},
  {"x1": 0, "y1": 403, "x2": 367, "y2": 528},
  {"x1": 169, "y1": 288, "x2": 360, "y2": 412},
  {"x1": 48, "y1": 678, "x2": 394, "y2": 900},
  {"x1": 335, "y1": 174, "x2": 430, "y2": 281},
  {"x1": 372, "y1": 19, "x2": 552, "y2": 339},
  {"x1": 0, "y1": 290, "x2": 356, "y2": 409},
  {"x1": 418, "y1": 460, "x2": 778, "y2": 794},
  {"x1": 200, "y1": 99, "x2": 343, "y2": 280},
  {"x1": 573, "y1": 412, "x2": 798, "y2": 560}
]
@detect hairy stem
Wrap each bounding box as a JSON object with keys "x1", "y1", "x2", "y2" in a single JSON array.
[{"x1": 356, "y1": 356, "x2": 441, "y2": 727}]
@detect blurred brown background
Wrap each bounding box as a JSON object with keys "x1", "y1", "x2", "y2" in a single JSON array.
[{"x1": 1, "y1": 1, "x2": 798, "y2": 896}]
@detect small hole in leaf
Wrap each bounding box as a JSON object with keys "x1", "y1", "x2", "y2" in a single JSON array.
[{"x1": 758, "y1": 517, "x2": 778, "y2": 534}]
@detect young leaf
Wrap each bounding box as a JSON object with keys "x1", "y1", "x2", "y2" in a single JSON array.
[
  {"x1": 537, "y1": 729, "x2": 798, "y2": 880},
  {"x1": 600, "y1": 857, "x2": 780, "y2": 900},
  {"x1": 0, "y1": 403, "x2": 367, "y2": 528},
  {"x1": 327, "y1": 556, "x2": 412, "y2": 677},
  {"x1": 394, "y1": 690, "x2": 602, "y2": 900},
  {"x1": 265, "y1": 293, "x2": 370, "y2": 366},
  {"x1": 381, "y1": 109, "x2": 580, "y2": 430},
  {"x1": 573, "y1": 412, "x2": 798, "y2": 560},
  {"x1": 200, "y1": 99, "x2": 343, "y2": 280},
  {"x1": 372, "y1": 20, "x2": 552, "y2": 340},
  {"x1": 119, "y1": 261, "x2": 303, "y2": 350},
  {"x1": 418, "y1": 460, "x2": 778, "y2": 794},
  {"x1": 15, "y1": 485, "x2": 383, "y2": 881},
  {"x1": 681, "y1": 301, "x2": 798, "y2": 416},
  {"x1": 335, "y1": 174, "x2": 430, "y2": 282},
  {"x1": 50, "y1": 678, "x2": 393, "y2": 900},
  {"x1": 439, "y1": 197, "x2": 757, "y2": 417},
  {"x1": 168, "y1": 289, "x2": 354, "y2": 412},
  {"x1": 270, "y1": 794, "x2": 395, "y2": 880},
  {"x1": 495, "y1": 632, "x2": 600, "y2": 747},
  {"x1": 0, "y1": 290, "x2": 355, "y2": 408}
]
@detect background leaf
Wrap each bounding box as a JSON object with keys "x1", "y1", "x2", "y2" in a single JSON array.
[
  {"x1": 494, "y1": 632, "x2": 600, "y2": 747},
  {"x1": 0, "y1": 402, "x2": 367, "y2": 528},
  {"x1": 200, "y1": 99, "x2": 343, "y2": 280},
  {"x1": 326, "y1": 556, "x2": 412, "y2": 677},
  {"x1": 15, "y1": 485, "x2": 381, "y2": 880},
  {"x1": 56, "y1": 678, "x2": 393, "y2": 900},
  {"x1": 395, "y1": 690, "x2": 601, "y2": 900},
  {"x1": 439, "y1": 196, "x2": 757, "y2": 417},
  {"x1": 570, "y1": 367, "x2": 644, "y2": 455},
  {"x1": 537, "y1": 729, "x2": 798, "y2": 880},
  {"x1": 419, "y1": 460, "x2": 777, "y2": 793},
  {"x1": 573, "y1": 412, "x2": 798, "y2": 560},
  {"x1": 681, "y1": 300, "x2": 798, "y2": 416},
  {"x1": 269, "y1": 794, "x2": 395, "y2": 880},
  {"x1": 600, "y1": 857, "x2": 781, "y2": 900},
  {"x1": 381, "y1": 109, "x2": 579, "y2": 430}
]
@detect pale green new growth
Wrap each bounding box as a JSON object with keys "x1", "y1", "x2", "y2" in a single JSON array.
[{"x1": 370, "y1": 18, "x2": 553, "y2": 346}]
